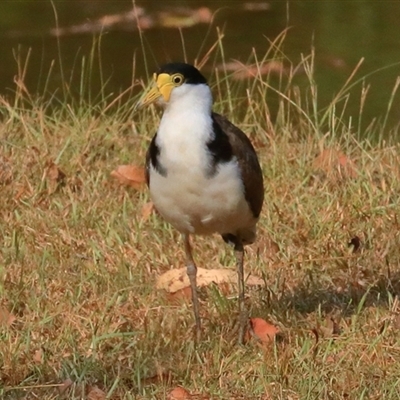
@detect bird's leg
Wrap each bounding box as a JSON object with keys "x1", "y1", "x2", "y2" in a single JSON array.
[
  {"x1": 234, "y1": 240, "x2": 247, "y2": 345},
  {"x1": 183, "y1": 234, "x2": 201, "y2": 342}
]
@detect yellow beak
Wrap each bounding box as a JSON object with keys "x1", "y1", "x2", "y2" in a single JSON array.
[{"x1": 136, "y1": 73, "x2": 175, "y2": 109}]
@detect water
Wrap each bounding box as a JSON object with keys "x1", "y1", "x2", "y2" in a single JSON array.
[{"x1": 1, "y1": 1, "x2": 399, "y2": 133}]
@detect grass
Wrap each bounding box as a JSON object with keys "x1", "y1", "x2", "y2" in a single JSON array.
[{"x1": 1, "y1": 38, "x2": 400, "y2": 399}]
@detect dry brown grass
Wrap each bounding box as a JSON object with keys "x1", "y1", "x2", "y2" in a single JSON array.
[{"x1": 1, "y1": 55, "x2": 400, "y2": 399}]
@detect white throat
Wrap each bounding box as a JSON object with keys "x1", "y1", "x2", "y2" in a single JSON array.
[
  {"x1": 156, "y1": 83, "x2": 214, "y2": 172},
  {"x1": 161, "y1": 83, "x2": 212, "y2": 129}
]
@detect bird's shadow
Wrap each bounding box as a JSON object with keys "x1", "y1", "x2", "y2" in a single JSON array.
[{"x1": 252, "y1": 268, "x2": 400, "y2": 320}]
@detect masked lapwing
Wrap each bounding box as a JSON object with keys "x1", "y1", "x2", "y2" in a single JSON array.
[{"x1": 137, "y1": 62, "x2": 264, "y2": 344}]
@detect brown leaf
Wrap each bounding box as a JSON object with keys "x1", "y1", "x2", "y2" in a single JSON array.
[
  {"x1": 0, "y1": 307, "x2": 17, "y2": 327},
  {"x1": 313, "y1": 148, "x2": 357, "y2": 179},
  {"x1": 111, "y1": 165, "x2": 146, "y2": 189},
  {"x1": 156, "y1": 267, "x2": 265, "y2": 293},
  {"x1": 33, "y1": 348, "x2": 44, "y2": 364},
  {"x1": 166, "y1": 286, "x2": 193, "y2": 304},
  {"x1": 58, "y1": 378, "x2": 74, "y2": 394},
  {"x1": 46, "y1": 161, "x2": 66, "y2": 183},
  {"x1": 248, "y1": 317, "x2": 279, "y2": 344},
  {"x1": 45, "y1": 161, "x2": 66, "y2": 193},
  {"x1": 141, "y1": 201, "x2": 154, "y2": 220},
  {"x1": 87, "y1": 386, "x2": 106, "y2": 400},
  {"x1": 319, "y1": 316, "x2": 341, "y2": 338},
  {"x1": 168, "y1": 387, "x2": 191, "y2": 400}
]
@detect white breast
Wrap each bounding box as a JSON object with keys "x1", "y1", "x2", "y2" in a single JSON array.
[{"x1": 150, "y1": 158, "x2": 255, "y2": 236}]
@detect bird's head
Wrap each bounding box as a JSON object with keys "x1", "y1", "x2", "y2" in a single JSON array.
[{"x1": 136, "y1": 63, "x2": 209, "y2": 110}]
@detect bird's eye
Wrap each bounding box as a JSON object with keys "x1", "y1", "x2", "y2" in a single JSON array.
[{"x1": 172, "y1": 74, "x2": 184, "y2": 85}]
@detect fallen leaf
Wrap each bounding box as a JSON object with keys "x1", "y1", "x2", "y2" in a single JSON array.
[
  {"x1": 156, "y1": 267, "x2": 265, "y2": 293},
  {"x1": 313, "y1": 148, "x2": 357, "y2": 179},
  {"x1": 111, "y1": 165, "x2": 146, "y2": 189},
  {"x1": 166, "y1": 286, "x2": 193, "y2": 304},
  {"x1": 141, "y1": 201, "x2": 154, "y2": 220},
  {"x1": 0, "y1": 307, "x2": 17, "y2": 327},
  {"x1": 58, "y1": 378, "x2": 74, "y2": 394},
  {"x1": 46, "y1": 161, "x2": 66, "y2": 183},
  {"x1": 318, "y1": 316, "x2": 341, "y2": 338},
  {"x1": 45, "y1": 161, "x2": 66, "y2": 193},
  {"x1": 248, "y1": 317, "x2": 279, "y2": 344},
  {"x1": 168, "y1": 387, "x2": 191, "y2": 400},
  {"x1": 87, "y1": 386, "x2": 106, "y2": 400},
  {"x1": 33, "y1": 348, "x2": 44, "y2": 364}
]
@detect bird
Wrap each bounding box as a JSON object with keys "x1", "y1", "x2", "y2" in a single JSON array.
[{"x1": 136, "y1": 62, "x2": 264, "y2": 344}]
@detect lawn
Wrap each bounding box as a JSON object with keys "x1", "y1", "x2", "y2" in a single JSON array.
[{"x1": 1, "y1": 49, "x2": 400, "y2": 399}]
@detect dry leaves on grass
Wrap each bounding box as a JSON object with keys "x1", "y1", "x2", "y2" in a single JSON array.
[
  {"x1": 168, "y1": 387, "x2": 191, "y2": 400},
  {"x1": 33, "y1": 348, "x2": 44, "y2": 364},
  {"x1": 247, "y1": 317, "x2": 280, "y2": 344},
  {"x1": 156, "y1": 267, "x2": 264, "y2": 295},
  {"x1": 0, "y1": 307, "x2": 17, "y2": 327},
  {"x1": 87, "y1": 386, "x2": 106, "y2": 400},
  {"x1": 166, "y1": 286, "x2": 193, "y2": 304},
  {"x1": 111, "y1": 165, "x2": 146, "y2": 189},
  {"x1": 58, "y1": 378, "x2": 74, "y2": 394},
  {"x1": 313, "y1": 148, "x2": 357, "y2": 179},
  {"x1": 317, "y1": 315, "x2": 342, "y2": 338},
  {"x1": 45, "y1": 161, "x2": 66, "y2": 193},
  {"x1": 168, "y1": 386, "x2": 209, "y2": 400}
]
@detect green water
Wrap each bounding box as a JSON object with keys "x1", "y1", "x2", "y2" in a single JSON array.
[{"x1": 0, "y1": 1, "x2": 399, "y2": 133}]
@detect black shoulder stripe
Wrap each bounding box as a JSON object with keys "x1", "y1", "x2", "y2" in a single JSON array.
[
  {"x1": 145, "y1": 133, "x2": 167, "y2": 185},
  {"x1": 206, "y1": 115, "x2": 234, "y2": 176}
]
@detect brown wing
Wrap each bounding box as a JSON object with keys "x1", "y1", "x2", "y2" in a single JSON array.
[{"x1": 212, "y1": 112, "x2": 264, "y2": 218}]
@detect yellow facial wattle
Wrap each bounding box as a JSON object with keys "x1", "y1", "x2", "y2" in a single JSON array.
[{"x1": 137, "y1": 72, "x2": 184, "y2": 108}]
